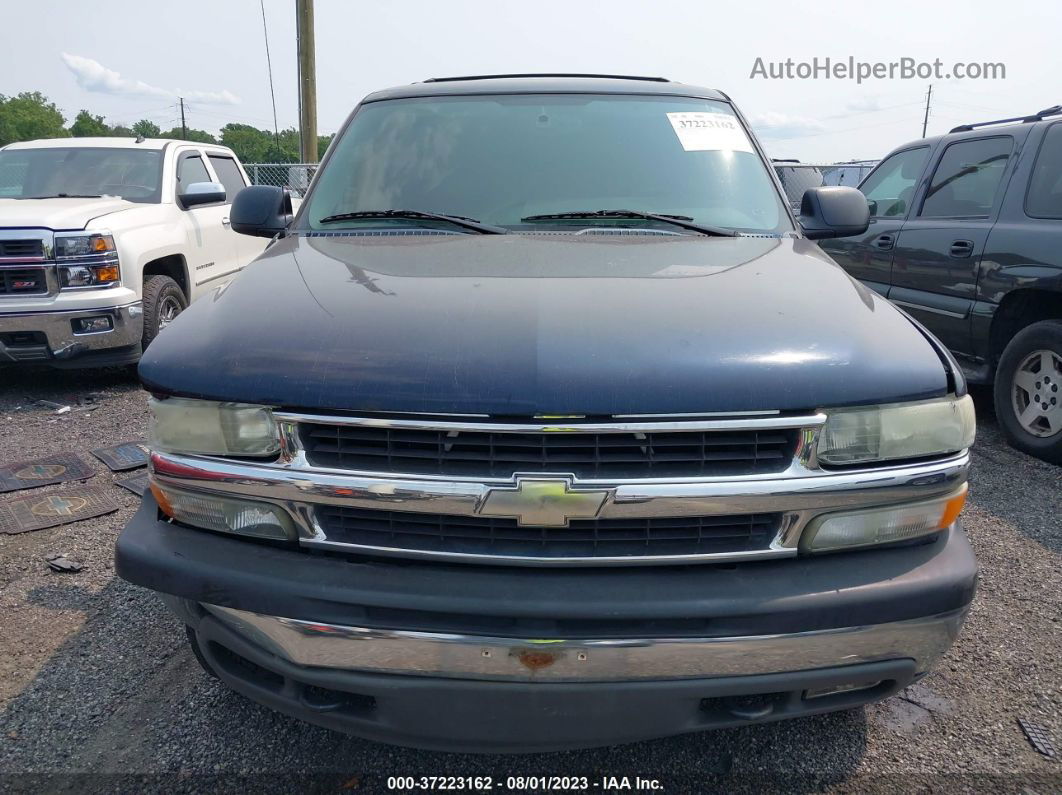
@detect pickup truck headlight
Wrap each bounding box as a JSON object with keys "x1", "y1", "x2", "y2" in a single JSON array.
[
  {"x1": 816, "y1": 395, "x2": 975, "y2": 466},
  {"x1": 55, "y1": 233, "x2": 121, "y2": 289},
  {"x1": 148, "y1": 397, "x2": 280, "y2": 457}
]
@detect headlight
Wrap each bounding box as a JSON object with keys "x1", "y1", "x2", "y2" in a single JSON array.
[
  {"x1": 801, "y1": 485, "x2": 967, "y2": 552},
  {"x1": 150, "y1": 481, "x2": 295, "y2": 541},
  {"x1": 55, "y1": 233, "x2": 120, "y2": 289},
  {"x1": 148, "y1": 397, "x2": 280, "y2": 457},
  {"x1": 816, "y1": 395, "x2": 975, "y2": 466}
]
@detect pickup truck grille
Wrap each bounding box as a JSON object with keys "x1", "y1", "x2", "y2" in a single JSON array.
[
  {"x1": 301, "y1": 424, "x2": 799, "y2": 478},
  {"x1": 0, "y1": 239, "x2": 45, "y2": 259},
  {"x1": 0, "y1": 268, "x2": 48, "y2": 296},
  {"x1": 314, "y1": 506, "x2": 780, "y2": 561}
]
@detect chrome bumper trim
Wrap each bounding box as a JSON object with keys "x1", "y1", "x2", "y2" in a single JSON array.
[
  {"x1": 150, "y1": 450, "x2": 969, "y2": 565},
  {"x1": 0, "y1": 301, "x2": 143, "y2": 361},
  {"x1": 204, "y1": 604, "x2": 969, "y2": 683}
]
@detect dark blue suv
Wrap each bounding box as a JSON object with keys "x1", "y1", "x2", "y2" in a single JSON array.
[{"x1": 116, "y1": 75, "x2": 976, "y2": 752}]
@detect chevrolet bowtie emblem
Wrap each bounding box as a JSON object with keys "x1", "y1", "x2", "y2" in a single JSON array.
[{"x1": 479, "y1": 478, "x2": 610, "y2": 527}]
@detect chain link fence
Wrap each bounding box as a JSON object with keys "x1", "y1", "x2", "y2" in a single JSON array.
[{"x1": 244, "y1": 163, "x2": 319, "y2": 197}]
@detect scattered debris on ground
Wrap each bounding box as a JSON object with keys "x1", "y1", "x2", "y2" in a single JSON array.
[
  {"x1": 0, "y1": 452, "x2": 97, "y2": 493},
  {"x1": 1019, "y1": 718, "x2": 1057, "y2": 758},
  {"x1": 30, "y1": 398, "x2": 69, "y2": 412},
  {"x1": 0, "y1": 486, "x2": 120, "y2": 534},
  {"x1": 45, "y1": 554, "x2": 84, "y2": 574}
]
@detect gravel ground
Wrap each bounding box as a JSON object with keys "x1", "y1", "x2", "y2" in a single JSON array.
[{"x1": 0, "y1": 369, "x2": 1059, "y2": 794}]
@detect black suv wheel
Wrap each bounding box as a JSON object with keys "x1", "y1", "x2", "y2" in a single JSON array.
[
  {"x1": 994, "y1": 320, "x2": 1062, "y2": 463},
  {"x1": 142, "y1": 275, "x2": 187, "y2": 350}
]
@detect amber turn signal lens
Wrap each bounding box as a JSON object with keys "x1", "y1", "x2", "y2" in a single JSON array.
[
  {"x1": 92, "y1": 263, "x2": 119, "y2": 282},
  {"x1": 150, "y1": 479, "x2": 174, "y2": 517},
  {"x1": 94, "y1": 264, "x2": 120, "y2": 283},
  {"x1": 938, "y1": 483, "x2": 968, "y2": 529},
  {"x1": 92, "y1": 236, "x2": 113, "y2": 252}
]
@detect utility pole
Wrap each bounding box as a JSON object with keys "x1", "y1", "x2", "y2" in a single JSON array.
[
  {"x1": 921, "y1": 84, "x2": 933, "y2": 138},
  {"x1": 296, "y1": 0, "x2": 318, "y2": 163},
  {"x1": 179, "y1": 97, "x2": 187, "y2": 139}
]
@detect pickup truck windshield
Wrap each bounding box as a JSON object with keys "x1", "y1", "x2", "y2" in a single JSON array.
[
  {"x1": 304, "y1": 94, "x2": 790, "y2": 235},
  {"x1": 0, "y1": 147, "x2": 163, "y2": 203}
]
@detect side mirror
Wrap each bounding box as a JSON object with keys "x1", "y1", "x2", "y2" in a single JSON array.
[
  {"x1": 230, "y1": 185, "x2": 294, "y2": 238},
  {"x1": 799, "y1": 186, "x2": 871, "y2": 240},
  {"x1": 179, "y1": 181, "x2": 226, "y2": 208}
]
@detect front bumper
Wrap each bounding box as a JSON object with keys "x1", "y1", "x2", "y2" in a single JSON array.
[
  {"x1": 0, "y1": 301, "x2": 142, "y2": 365},
  {"x1": 117, "y1": 495, "x2": 977, "y2": 751}
]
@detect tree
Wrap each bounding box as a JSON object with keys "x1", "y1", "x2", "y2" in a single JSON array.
[
  {"x1": 0, "y1": 95, "x2": 334, "y2": 161},
  {"x1": 0, "y1": 92, "x2": 69, "y2": 146},
  {"x1": 220, "y1": 123, "x2": 297, "y2": 163},
  {"x1": 70, "y1": 109, "x2": 109, "y2": 137},
  {"x1": 161, "y1": 126, "x2": 217, "y2": 144},
  {"x1": 131, "y1": 119, "x2": 161, "y2": 138}
]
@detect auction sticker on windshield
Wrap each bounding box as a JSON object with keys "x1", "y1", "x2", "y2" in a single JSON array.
[{"x1": 667, "y1": 112, "x2": 754, "y2": 153}]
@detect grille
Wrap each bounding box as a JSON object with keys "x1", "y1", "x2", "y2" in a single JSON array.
[
  {"x1": 0, "y1": 268, "x2": 47, "y2": 295},
  {"x1": 0, "y1": 239, "x2": 45, "y2": 258},
  {"x1": 301, "y1": 424, "x2": 799, "y2": 478},
  {"x1": 315, "y1": 506, "x2": 780, "y2": 560}
]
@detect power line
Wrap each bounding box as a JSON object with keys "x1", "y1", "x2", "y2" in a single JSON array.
[
  {"x1": 179, "y1": 105, "x2": 278, "y2": 125},
  {"x1": 922, "y1": 84, "x2": 933, "y2": 137},
  {"x1": 260, "y1": 0, "x2": 282, "y2": 154}
]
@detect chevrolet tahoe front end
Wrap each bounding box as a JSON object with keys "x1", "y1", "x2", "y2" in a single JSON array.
[{"x1": 115, "y1": 75, "x2": 977, "y2": 752}]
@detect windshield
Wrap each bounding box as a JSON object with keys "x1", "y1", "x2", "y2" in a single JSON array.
[
  {"x1": 0, "y1": 147, "x2": 163, "y2": 203},
  {"x1": 302, "y1": 94, "x2": 790, "y2": 235}
]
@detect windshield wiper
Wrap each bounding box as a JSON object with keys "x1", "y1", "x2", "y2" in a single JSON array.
[
  {"x1": 520, "y1": 210, "x2": 738, "y2": 237},
  {"x1": 317, "y1": 209, "x2": 508, "y2": 234},
  {"x1": 21, "y1": 193, "x2": 105, "y2": 199}
]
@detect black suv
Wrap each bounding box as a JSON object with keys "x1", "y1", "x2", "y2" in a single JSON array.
[
  {"x1": 117, "y1": 75, "x2": 976, "y2": 752},
  {"x1": 821, "y1": 107, "x2": 1062, "y2": 462}
]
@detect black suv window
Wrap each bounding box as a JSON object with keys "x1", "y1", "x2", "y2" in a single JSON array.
[
  {"x1": 859, "y1": 147, "x2": 928, "y2": 218},
  {"x1": 207, "y1": 155, "x2": 246, "y2": 203},
  {"x1": 920, "y1": 137, "x2": 1012, "y2": 218},
  {"x1": 1025, "y1": 123, "x2": 1062, "y2": 218}
]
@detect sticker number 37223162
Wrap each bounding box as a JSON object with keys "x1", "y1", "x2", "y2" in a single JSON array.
[{"x1": 666, "y1": 112, "x2": 754, "y2": 153}]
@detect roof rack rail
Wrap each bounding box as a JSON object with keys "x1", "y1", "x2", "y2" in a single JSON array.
[
  {"x1": 949, "y1": 105, "x2": 1062, "y2": 133},
  {"x1": 423, "y1": 73, "x2": 670, "y2": 84}
]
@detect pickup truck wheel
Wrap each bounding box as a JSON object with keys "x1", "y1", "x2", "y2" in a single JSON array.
[
  {"x1": 994, "y1": 320, "x2": 1062, "y2": 463},
  {"x1": 142, "y1": 275, "x2": 187, "y2": 350}
]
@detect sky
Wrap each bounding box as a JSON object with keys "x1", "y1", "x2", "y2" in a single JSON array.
[{"x1": 3, "y1": 0, "x2": 1059, "y2": 163}]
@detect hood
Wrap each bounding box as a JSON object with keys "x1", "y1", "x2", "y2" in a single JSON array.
[
  {"x1": 0, "y1": 197, "x2": 135, "y2": 231},
  {"x1": 140, "y1": 232, "x2": 950, "y2": 415}
]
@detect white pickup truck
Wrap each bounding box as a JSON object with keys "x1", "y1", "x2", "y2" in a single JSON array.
[{"x1": 0, "y1": 137, "x2": 266, "y2": 367}]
